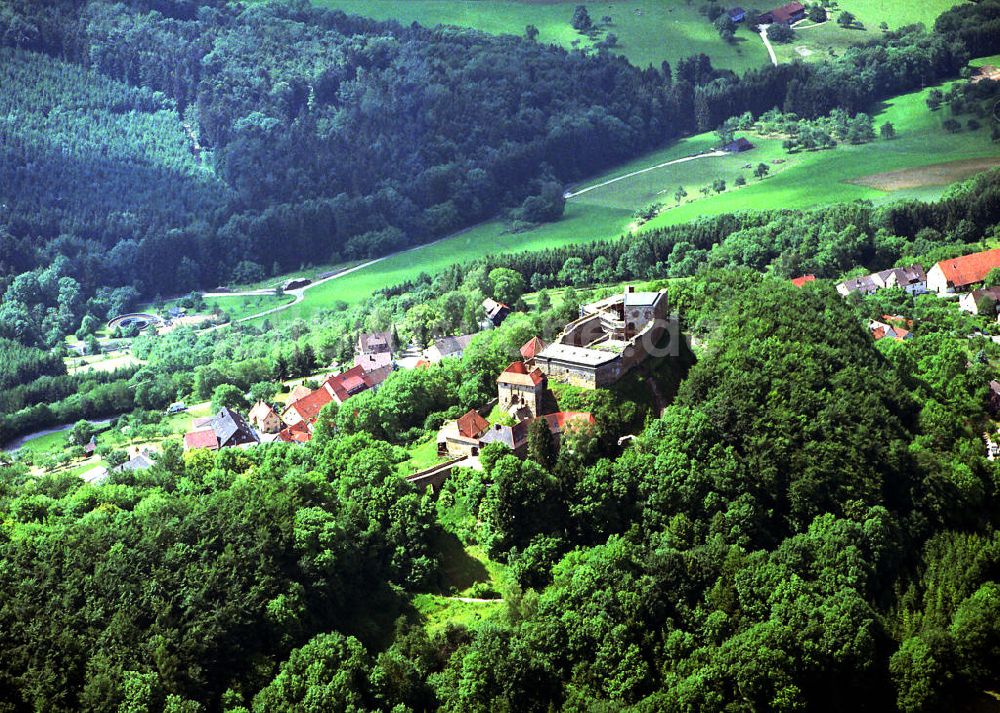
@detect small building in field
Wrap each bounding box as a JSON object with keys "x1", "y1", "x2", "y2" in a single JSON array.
[
  {"x1": 83, "y1": 435, "x2": 97, "y2": 456},
  {"x1": 282, "y1": 278, "x2": 311, "y2": 291},
  {"x1": 497, "y1": 361, "x2": 547, "y2": 420},
  {"x1": 760, "y1": 1, "x2": 805, "y2": 25},
  {"x1": 248, "y1": 401, "x2": 283, "y2": 434},
  {"x1": 728, "y1": 7, "x2": 746, "y2": 22},
  {"x1": 167, "y1": 402, "x2": 187, "y2": 415},
  {"x1": 790, "y1": 274, "x2": 816, "y2": 288},
  {"x1": 869, "y1": 317, "x2": 913, "y2": 342},
  {"x1": 482, "y1": 298, "x2": 511, "y2": 328},
  {"x1": 959, "y1": 286, "x2": 1000, "y2": 316},
  {"x1": 80, "y1": 465, "x2": 110, "y2": 486},
  {"x1": 115, "y1": 447, "x2": 155, "y2": 473},
  {"x1": 927, "y1": 249, "x2": 1000, "y2": 294},
  {"x1": 723, "y1": 137, "x2": 755, "y2": 153}
]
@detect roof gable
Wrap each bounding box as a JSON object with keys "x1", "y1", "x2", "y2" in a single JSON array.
[
  {"x1": 457, "y1": 410, "x2": 489, "y2": 438},
  {"x1": 934, "y1": 248, "x2": 1000, "y2": 288}
]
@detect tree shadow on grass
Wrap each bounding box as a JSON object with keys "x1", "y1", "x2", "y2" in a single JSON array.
[{"x1": 433, "y1": 530, "x2": 490, "y2": 594}]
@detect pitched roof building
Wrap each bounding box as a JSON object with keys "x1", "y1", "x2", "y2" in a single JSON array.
[
  {"x1": 761, "y1": 1, "x2": 805, "y2": 24},
  {"x1": 482, "y1": 298, "x2": 511, "y2": 327},
  {"x1": 837, "y1": 265, "x2": 927, "y2": 296},
  {"x1": 520, "y1": 336, "x2": 547, "y2": 363},
  {"x1": 927, "y1": 248, "x2": 1000, "y2": 294},
  {"x1": 425, "y1": 334, "x2": 475, "y2": 363},
  {"x1": 183, "y1": 408, "x2": 260, "y2": 451},
  {"x1": 357, "y1": 330, "x2": 394, "y2": 355},
  {"x1": 790, "y1": 274, "x2": 816, "y2": 288},
  {"x1": 248, "y1": 400, "x2": 283, "y2": 434},
  {"x1": 959, "y1": 286, "x2": 1000, "y2": 315}
]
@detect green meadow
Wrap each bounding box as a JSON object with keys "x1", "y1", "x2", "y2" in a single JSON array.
[
  {"x1": 772, "y1": 0, "x2": 968, "y2": 64},
  {"x1": 256, "y1": 76, "x2": 999, "y2": 324},
  {"x1": 312, "y1": 0, "x2": 768, "y2": 72}
]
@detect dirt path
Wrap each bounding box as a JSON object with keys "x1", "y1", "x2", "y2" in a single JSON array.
[
  {"x1": 563, "y1": 150, "x2": 727, "y2": 199},
  {"x1": 758, "y1": 25, "x2": 778, "y2": 66}
]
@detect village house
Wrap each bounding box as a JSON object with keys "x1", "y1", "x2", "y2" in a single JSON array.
[
  {"x1": 248, "y1": 400, "x2": 283, "y2": 434},
  {"x1": 424, "y1": 334, "x2": 475, "y2": 363},
  {"x1": 83, "y1": 435, "x2": 97, "y2": 456},
  {"x1": 286, "y1": 383, "x2": 312, "y2": 404},
  {"x1": 482, "y1": 298, "x2": 511, "y2": 328},
  {"x1": 927, "y1": 248, "x2": 1000, "y2": 294},
  {"x1": 355, "y1": 351, "x2": 394, "y2": 387},
  {"x1": 790, "y1": 274, "x2": 815, "y2": 288},
  {"x1": 278, "y1": 364, "x2": 381, "y2": 442},
  {"x1": 759, "y1": 1, "x2": 805, "y2": 25},
  {"x1": 357, "y1": 330, "x2": 394, "y2": 356},
  {"x1": 728, "y1": 6, "x2": 745, "y2": 22},
  {"x1": 534, "y1": 286, "x2": 669, "y2": 389},
  {"x1": 437, "y1": 409, "x2": 491, "y2": 457},
  {"x1": 958, "y1": 286, "x2": 1000, "y2": 316},
  {"x1": 183, "y1": 407, "x2": 260, "y2": 451},
  {"x1": 498, "y1": 361, "x2": 547, "y2": 420},
  {"x1": 837, "y1": 265, "x2": 927, "y2": 297},
  {"x1": 869, "y1": 317, "x2": 913, "y2": 342},
  {"x1": 115, "y1": 446, "x2": 155, "y2": 473}
]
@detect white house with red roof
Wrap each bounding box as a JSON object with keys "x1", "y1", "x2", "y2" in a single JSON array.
[
  {"x1": 497, "y1": 361, "x2": 546, "y2": 419},
  {"x1": 927, "y1": 248, "x2": 1000, "y2": 294}
]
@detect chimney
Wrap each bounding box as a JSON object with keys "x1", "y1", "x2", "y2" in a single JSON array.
[{"x1": 625, "y1": 285, "x2": 634, "y2": 294}]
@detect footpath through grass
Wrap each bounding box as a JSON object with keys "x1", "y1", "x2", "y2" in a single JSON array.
[{"x1": 313, "y1": 0, "x2": 768, "y2": 73}]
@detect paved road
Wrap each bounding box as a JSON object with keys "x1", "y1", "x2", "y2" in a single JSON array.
[
  {"x1": 563, "y1": 150, "x2": 728, "y2": 200},
  {"x1": 758, "y1": 25, "x2": 779, "y2": 66}
]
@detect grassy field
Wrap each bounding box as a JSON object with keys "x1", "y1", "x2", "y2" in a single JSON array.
[
  {"x1": 412, "y1": 537, "x2": 506, "y2": 633},
  {"x1": 772, "y1": 0, "x2": 968, "y2": 64},
  {"x1": 313, "y1": 0, "x2": 768, "y2": 73},
  {"x1": 203, "y1": 294, "x2": 295, "y2": 321},
  {"x1": 253, "y1": 75, "x2": 999, "y2": 324}
]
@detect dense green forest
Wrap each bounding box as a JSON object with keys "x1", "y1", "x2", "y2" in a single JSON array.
[{"x1": 1, "y1": 263, "x2": 998, "y2": 710}]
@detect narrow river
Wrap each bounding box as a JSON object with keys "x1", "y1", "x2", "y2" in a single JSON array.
[{"x1": 2, "y1": 418, "x2": 113, "y2": 452}]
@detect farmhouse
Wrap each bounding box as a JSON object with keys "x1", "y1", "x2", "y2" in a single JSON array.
[
  {"x1": 723, "y1": 137, "x2": 754, "y2": 153},
  {"x1": 760, "y1": 1, "x2": 805, "y2": 25},
  {"x1": 248, "y1": 400, "x2": 283, "y2": 434},
  {"x1": 534, "y1": 286, "x2": 668, "y2": 389},
  {"x1": 837, "y1": 265, "x2": 927, "y2": 296},
  {"x1": 927, "y1": 249, "x2": 1000, "y2": 293},
  {"x1": 498, "y1": 361, "x2": 547, "y2": 420},
  {"x1": 184, "y1": 407, "x2": 260, "y2": 451},
  {"x1": 959, "y1": 286, "x2": 1000, "y2": 316},
  {"x1": 482, "y1": 298, "x2": 511, "y2": 327},
  {"x1": 424, "y1": 334, "x2": 475, "y2": 363},
  {"x1": 282, "y1": 278, "x2": 311, "y2": 291}
]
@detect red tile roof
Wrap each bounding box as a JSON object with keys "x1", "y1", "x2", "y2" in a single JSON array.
[
  {"x1": 498, "y1": 361, "x2": 546, "y2": 387},
  {"x1": 457, "y1": 410, "x2": 490, "y2": 439},
  {"x1": 324, "y1": 364, "x2": 374, "y2": 402},
  {"x1": 520, "y1": 336, "x2": 547, "y2": 360},
  {"x1": 184, "y1": 428, "x2": 218, "y2": 451},
  {"x1": 278, "y1": 420, "x2": 312, "y2": 443},
  {"x1": 284, "y1": 385, "x2": 333, "y2": 422},
  {"x1": 790, "y1": 274, "x2": 816, "y2": 288},
  {"x1": 934, "y1": 248, "x2": 1000, "y2": 289},
  {"x1": 770, "y1": 1, "x2": 805, "y2": 23}
]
